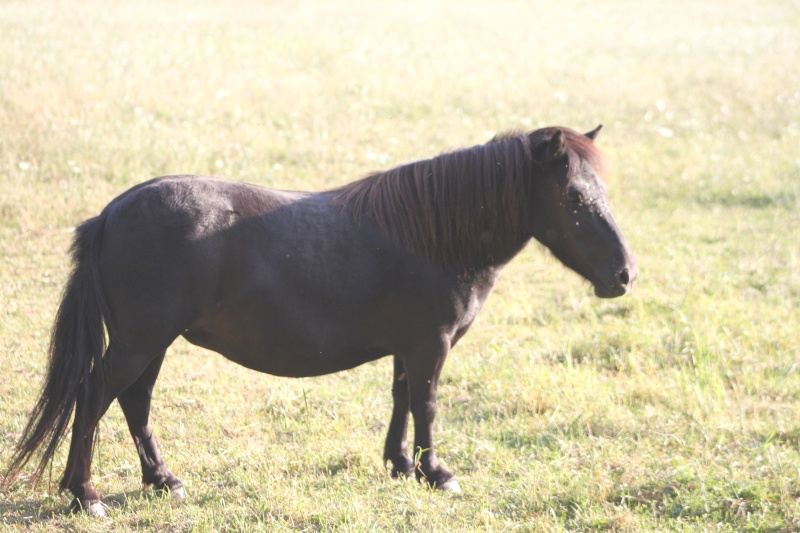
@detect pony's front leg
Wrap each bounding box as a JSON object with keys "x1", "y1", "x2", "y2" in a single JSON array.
[
  {"x1": 403, "y1": 344, "x2": 461, "y2": 492},
  {"x1": 383, "y1": 356, "x2": 414, "y2": 477}
]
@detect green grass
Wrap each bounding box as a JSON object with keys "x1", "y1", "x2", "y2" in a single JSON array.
[{"x1": 2, "y1": 0, "x2": 800, "y2": 530}]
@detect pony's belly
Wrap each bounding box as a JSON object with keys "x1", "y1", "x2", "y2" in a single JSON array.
[{"x1": 182, "y1": 329, "x2": 388, "y2": 378}]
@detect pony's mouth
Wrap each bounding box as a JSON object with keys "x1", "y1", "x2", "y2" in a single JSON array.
[
  {"x1": 593, "y1": 266, "x2": 636, "y2": 298},
  {"x1": 594, "y1": 282, "x2": 628, "y2": 299}
]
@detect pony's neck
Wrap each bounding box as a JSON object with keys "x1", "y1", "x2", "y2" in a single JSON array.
[{"x1": 334, "y1": 135, "x2": 537, "y2": 273}]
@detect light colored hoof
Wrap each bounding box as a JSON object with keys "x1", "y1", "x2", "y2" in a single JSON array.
[
  {"x1": 86, "y1": 501, "x2": 108, "y2": 517},
  {"x1": 439, "y1": 478, "x2": 462, "y2": 493},
  {"x1": 170, "y1": 486, "x2": 187, "y2": 500}
]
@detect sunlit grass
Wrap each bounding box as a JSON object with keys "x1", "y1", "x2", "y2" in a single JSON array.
[{"x1": 1, "y1": 0, "x2": 800, "y2": 531}]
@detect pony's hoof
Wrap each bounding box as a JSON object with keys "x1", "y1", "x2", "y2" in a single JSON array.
[
  {"x1": 438, "y1": 478, "x2": 461, "y2": 493},
  {"x1": 86, "y1": 501, "x2": 108, "y2": 517},
  {"x1": 69, "y1": 498, "x2": 107, "y2": 517},
  {"x1": 170, "y1": 485, "x2": 187, "y2": 500}
]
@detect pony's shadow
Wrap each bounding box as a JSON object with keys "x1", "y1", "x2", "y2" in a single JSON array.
[
  {"x1": 0, "y1": 488, "x2": 172, "y2": 524},
  {"x1": 0, "y1": 498, "x2": 73, "y2": 526}
]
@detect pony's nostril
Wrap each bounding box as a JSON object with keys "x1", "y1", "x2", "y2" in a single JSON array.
[{"x1": 617, "y1": 268, "x2": 630, "y2": 286}]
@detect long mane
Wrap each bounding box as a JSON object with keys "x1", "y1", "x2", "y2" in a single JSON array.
[{"x1": 333, "y1": 127, "x2": 604, "y2": 270}]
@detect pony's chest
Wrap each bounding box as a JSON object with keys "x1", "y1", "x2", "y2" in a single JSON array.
[{"x1": 447, "y1": 275, "x2": 499, "y2": 345}]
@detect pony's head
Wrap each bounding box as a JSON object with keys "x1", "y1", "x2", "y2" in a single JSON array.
[{"x1": 528, "y1": 126, "x2": 637, "y2": 298}]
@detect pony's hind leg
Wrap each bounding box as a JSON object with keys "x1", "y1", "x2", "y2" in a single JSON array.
[
  {"x1": 383, "y1": 356, "x2": 414, "y2": 477},
  {"x1": 116, "y1": 351, "x2": 185, "y2": 499},
  {"x1": 62, "y1": 342, "x2": 170, "y2": 516}
]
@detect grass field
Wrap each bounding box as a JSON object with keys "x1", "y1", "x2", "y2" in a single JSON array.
[{"x1": 1, "y1": 0, "x2": 799, "y2": 531}]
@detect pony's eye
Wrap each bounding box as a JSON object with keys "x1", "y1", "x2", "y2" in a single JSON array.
[{"x1": 567, "y1": 189, "x2": 585, "y2": 204}]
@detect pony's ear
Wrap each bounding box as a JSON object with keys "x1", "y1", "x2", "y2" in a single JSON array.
[
  {"x1": 585, "y1": 124, "x2": 602, "y2": 141},
  {"x1": 548, "y1": 130, "x2": 567, "y2": 160}
]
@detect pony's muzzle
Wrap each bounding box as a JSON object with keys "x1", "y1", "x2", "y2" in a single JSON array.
[
  {"x1": 594, "y1": 260, "x2": 637, "y2": 298},
  {"x1": 613, "y1": 259, "x2": 638, "y2": 294}
]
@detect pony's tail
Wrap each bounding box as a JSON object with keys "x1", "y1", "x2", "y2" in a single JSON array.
[{"x1": 2, "y1": 214, "x2": 112, "y2": 490}]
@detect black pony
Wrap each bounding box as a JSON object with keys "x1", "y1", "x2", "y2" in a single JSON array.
[{"x1": 4, "y1": 126, "x2": 636, "y2": 516}]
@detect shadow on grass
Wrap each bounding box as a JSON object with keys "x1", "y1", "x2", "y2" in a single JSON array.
[
  {"x1": 695, "y1": 191, "x2": 797, "y2": 210},
  {"x1": 496, "y1": 430, "x2": 562, "y2": 451},
  {"x1": 497, "y1": 416, "x2": 626, "y2": 453},
  {"x1": 0, "y1": 498, "x2": 61, "y2": 528},
  {"x1": 757, "y1": 426, "x2": 800, "y2": 448},
  {"x1": 0, "y1": 488, "x2": 176, "y2": 526},
  {"x1": 610, "y1": 480, "x2": 798, "y2": 531}
]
